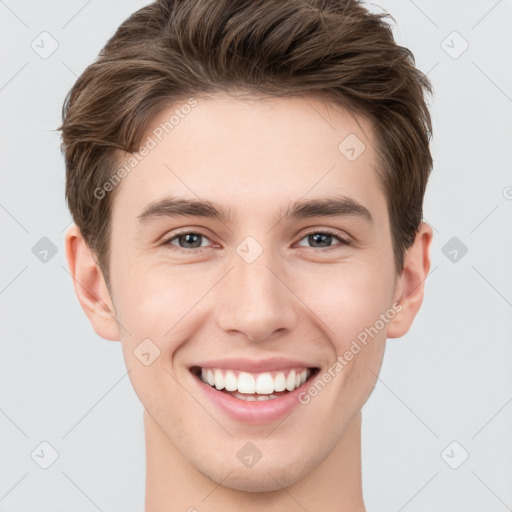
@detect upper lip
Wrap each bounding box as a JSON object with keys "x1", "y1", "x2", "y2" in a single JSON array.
[{"x1": 190, "y1": 357, "x2": 318, "y2": 373}]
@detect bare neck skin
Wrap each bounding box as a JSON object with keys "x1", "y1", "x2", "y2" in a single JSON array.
[{"x1": 144, "y1": 409, "x2": 366, "y2": 512}]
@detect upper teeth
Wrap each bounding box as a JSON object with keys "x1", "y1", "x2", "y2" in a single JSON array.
[{"x1": 200, "y1": 368, "x2": 310, "y2": 394}]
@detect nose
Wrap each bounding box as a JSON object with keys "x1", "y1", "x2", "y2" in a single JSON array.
[{"x1": 215, "y1": 249, "x2": 299, "y2": 343}]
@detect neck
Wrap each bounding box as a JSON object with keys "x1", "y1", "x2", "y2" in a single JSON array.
[{"x1": 144, "y1": 410, "x2": 366, "y2": 512}]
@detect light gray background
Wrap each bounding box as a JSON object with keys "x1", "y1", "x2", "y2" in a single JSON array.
[{"x1": 1, "y1": 0, "x2": 511, "y2": 510}]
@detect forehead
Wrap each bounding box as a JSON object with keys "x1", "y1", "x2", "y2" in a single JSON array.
[{"x1": 110, "y1": 93, "x2": 387, "y2": 226}]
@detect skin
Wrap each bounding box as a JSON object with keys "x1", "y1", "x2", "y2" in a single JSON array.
[{"x1": 65, "y1": 93, "x2": 432, "y2": 511}]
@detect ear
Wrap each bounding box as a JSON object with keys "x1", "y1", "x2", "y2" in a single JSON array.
[
  {"x1": 64, "y1": 225, "x2": 120, "y2": 341},
  {"x1": 387, "y1": 221, "x2": 433, "y2": 338}
]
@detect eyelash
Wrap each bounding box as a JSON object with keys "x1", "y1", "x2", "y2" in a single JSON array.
[{"x1": 162, "y1": 228, "x2": 352, "y2": 254}]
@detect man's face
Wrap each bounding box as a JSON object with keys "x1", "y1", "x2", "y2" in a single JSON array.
[{"x1": 107, "y1": 93, "x2": 400, "y2": 490}]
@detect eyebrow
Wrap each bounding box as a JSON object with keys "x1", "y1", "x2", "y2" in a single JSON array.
[
  {"x1": 137, "y1": 195, "x2": 373, "y2": 225},
  {"x1": 283, "y1": 196, "x2": 372, "y2": 224},
  {"x1": 137, "y1": 197, "x2": 234, "y2": 223}
]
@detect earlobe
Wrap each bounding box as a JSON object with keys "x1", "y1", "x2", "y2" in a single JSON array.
[
  {"x1": 387, "y1": 222, "x2": 433, "y2": 339},
  {"x1": 64, "y1": 225, "x2": 121, "y2": 341}
]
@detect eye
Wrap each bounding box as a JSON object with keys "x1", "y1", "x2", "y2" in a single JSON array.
[
  {"x1": 295, "y1": 229, "x2": 352, "y2": 250},
  {"x1": 162, "y1": 228, "x2": 352, "y2": 254},
  {"x1": 163, "y1": 231, "x2": 213, "y2": 252}
]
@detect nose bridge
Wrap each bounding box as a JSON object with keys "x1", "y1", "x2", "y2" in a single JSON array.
[{"x1": 215, "y1": 242, "x2": 297, "y2": 341}]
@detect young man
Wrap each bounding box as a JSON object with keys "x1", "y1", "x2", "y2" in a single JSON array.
[{"x1": 60, "y1": 0, "x2": 434, "y2": 510}]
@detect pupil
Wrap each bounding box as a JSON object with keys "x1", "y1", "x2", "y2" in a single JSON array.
[
  {"x1": 180, "y1": 233, "x2": 201, "y2": 248},
  {"x1": 310, "y1": 233, "x2": 331, "y2": 248}
]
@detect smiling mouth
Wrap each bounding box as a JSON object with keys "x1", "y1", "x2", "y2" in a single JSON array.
[{"x1": 190, "y1": 366, "x2": 320, "y2": 401}]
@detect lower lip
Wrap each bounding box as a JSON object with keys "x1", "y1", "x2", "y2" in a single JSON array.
[{"x1": 192, "y1": 371, "x2": 315, "y2": 424}]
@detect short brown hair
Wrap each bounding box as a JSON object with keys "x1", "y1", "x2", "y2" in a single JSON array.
[{"x1": 60, "y1": 0, "x2": 433, "y2": 289}]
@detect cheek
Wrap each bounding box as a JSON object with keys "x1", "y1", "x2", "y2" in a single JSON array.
[
  {"x1": 324, "y1": 268, "x2": 394, "y2": 408},
  {"x1": 305, "y1": 263, "x2": 396, "y2": 344},
  {"x1": 116, "y1": 276, "x2": 191, "y2": 419},
  {"x1": 113, "y1": 258, "x2": 193, "y2": 335},
  {"x1": 112, "y1": 269, "x2": 195, "y2": 403},
  {"x1": 299, "y1": 262, "x2": 393, "y2": 403}
]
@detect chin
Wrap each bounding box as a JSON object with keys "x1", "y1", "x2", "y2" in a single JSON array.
[
  {"x1": 198, "y1": 457, "x2": 309, "y2": 493},
  {"x1": 217, "y1": 471, "x2": 296, "y2": 493}
]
